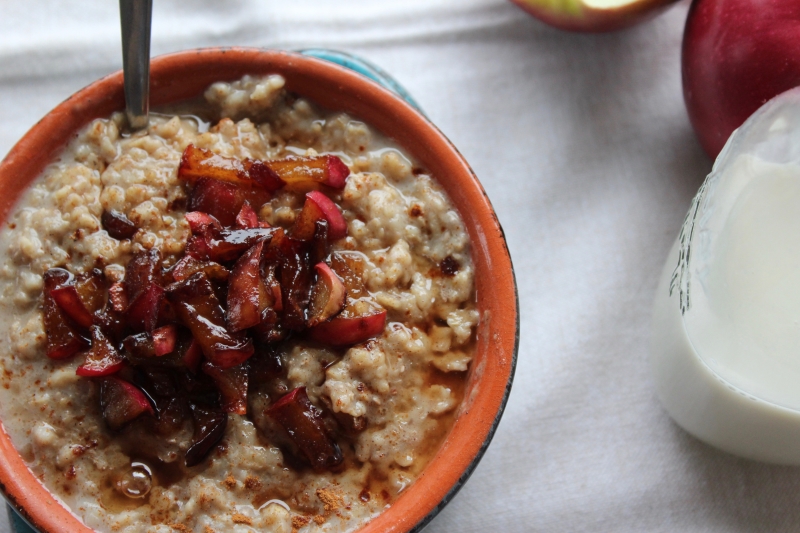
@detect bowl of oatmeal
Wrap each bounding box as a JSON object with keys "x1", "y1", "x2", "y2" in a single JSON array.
[{"x1": 0, "y1": 48, "x2": 518, "y2": 533}]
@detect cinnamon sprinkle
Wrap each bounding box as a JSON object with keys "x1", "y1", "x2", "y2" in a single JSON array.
[
  {"x1": 222, "y1": 475, "x2": 237, "y2": 490},
  {"x1": 231, "y1": 513, "x2": 252, "y2": 525},
  {"x1": 244, "y1": 475, "x2": 262, "y2": 491},
  {"x1": 292, "y1": 515, "x2": 310, "y2": 533},
  {"x1": 316, "y1": 487, "x2": 343, "y2": 513}
]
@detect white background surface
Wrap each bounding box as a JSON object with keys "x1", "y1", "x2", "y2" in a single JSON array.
[{"x1": 2, "y1": 1, "x2": 799, "y2": 532}]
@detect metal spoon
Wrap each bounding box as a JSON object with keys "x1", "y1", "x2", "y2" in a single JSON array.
[{"x1": 119, "y1": 0, "x2": 153, "y2": 130}]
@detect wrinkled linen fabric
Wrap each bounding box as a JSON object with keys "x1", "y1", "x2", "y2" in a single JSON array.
[{"x1": 3, "y1": 1, "x2": 797, "y2": 533}]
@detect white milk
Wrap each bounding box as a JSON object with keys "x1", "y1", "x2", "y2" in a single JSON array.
[{"x1": 651, "y1": 88, "x2": 800, "y2": 464}]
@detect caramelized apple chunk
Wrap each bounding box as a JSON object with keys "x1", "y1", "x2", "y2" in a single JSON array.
[
  {"x1": 100, "y1": 377, "x2": 154, "y2": 431},
  {"x1": 188, "y1": 177, "x2": 271, "y2": 227},
  {"x1": 201, "y1": 362, "x2": 248, "y2": 415},
  {"x1": 50, "y1": 284, "x2": 95, "y2": 330},
  {"x1": 264, "y1": 155, "x2": 350, "y2": 190},
  {"x1": 124, "y1": 249, "x2": 165, "y2": 333},
  {"x1": 166, "y1": 272, "x2": 254, "y2": 369},
  {"x1": 43, "y1": 268, "x2": 89, "y2": 359},
  {"x1": 179, "y1": 144, "x2": 273, "y2": 188},
  {"x1": 171, "y1": 255, "x2": 229, "y2": 283},
  {"x1": 49, "y1": 268, "x2": 107, "y2": 330},
  {"x1": 76, "y1": 326, "x2": 125, "y2": 377},
  {"x1": 101, "y1": 209, "x2": 138, "y2": 240},
  {"x1": 309, "y1": 309, "x2": 387, "y2": 346},
  {"x1": 307, "y1": 262, "x2": 346, "y2": 327},
  {"x1": 267, "y1": 387, "x2": 343, "y2": 471},
  {"x1": 185, "y1": 404, "x2": 227, "y2": 467},
  {"x1": 227, "y1": 240, "x2": 272, "y2": 332},
  {"x1": 235, "y1": 201, "x2": 264, "y2": 229},
  {"x1": 269, "y1": 230, "x2": 313, "y2": 331},
  {"x1": 152, "y1": 325, "x2": 178, "y2": 357},
  {"x1": 39, "y1": 140, "x2": 389, "y2": 481}
]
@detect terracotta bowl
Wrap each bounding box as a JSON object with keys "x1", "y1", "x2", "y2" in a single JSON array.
[{"x1": 0, "y1": 47, "x2": 518, "y2": 533}]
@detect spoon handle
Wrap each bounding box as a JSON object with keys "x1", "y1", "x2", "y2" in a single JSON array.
[{"x1": 119, "y1": 0, "x2": 153, "y2": 130}]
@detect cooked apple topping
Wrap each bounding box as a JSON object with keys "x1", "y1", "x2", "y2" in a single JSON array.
[{"x1": 41, "y1": 145, "x2": 387, "y2": 471}]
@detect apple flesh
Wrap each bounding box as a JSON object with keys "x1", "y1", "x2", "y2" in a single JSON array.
[
  {"x1": 179, "y1": 144, "x2": 283, "y2": 190},
  {"x1": 509, "y1": 0, "x2": 677, "y2": 32},
  {"x1": 235, "y1": 201, "x2": 266, "y2": 229},
  {"x1": 152, "y1": 325, "x2": 178, "y2": 357},
  {"x1": 307, "y1": 262, "x2": 347, "y2": 327},
  {"x1": 267, "y1": 229, "x2": 313, "y2": 331},
  {"x1": 50, "y1": 285, "x2": 96, "y2": 330},
  {"x1": 180, "y1": 339, "x2": 203, "y2": 374},
  {"x1": 186, "y1": 225, "x2": 275, "y2": 263},
  {"x1": 682, "y1": 0, "x2": 800, "y2": 159},
  {"x1": 310, "y1": 191, "x2": 347, "y2": 241}
]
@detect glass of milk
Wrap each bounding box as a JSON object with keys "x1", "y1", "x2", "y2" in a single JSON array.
[{"x1": 651, "y1": 87, "x2": 800, "y2": 464}]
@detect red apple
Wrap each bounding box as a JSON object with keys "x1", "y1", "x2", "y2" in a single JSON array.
[
  {"x1": 509, "y1": 0, "x2": 678, "y2": 32},
  {"x1": 682, "y1": 0, "x2": 800, "y2": 159}
]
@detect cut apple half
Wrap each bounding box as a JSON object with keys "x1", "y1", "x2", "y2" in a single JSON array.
[{"x1": 509, "y1": 0, "x2": 678, "y2": 32}]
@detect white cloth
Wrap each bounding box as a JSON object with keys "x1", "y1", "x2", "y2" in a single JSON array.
[{"x1": 4, "y1": 1, "x2": 793, "y2": 532}]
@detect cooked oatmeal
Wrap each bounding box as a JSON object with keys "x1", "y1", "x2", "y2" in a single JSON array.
[{"x1": 0, "y1": 75, "x2": 477, "y2": 533}]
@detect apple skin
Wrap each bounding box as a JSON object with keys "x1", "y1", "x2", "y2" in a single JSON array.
[
  {"x1": 683, "y1": 0, "x2": 800, "y2": 159},
  {"x1": 509, "y1": 0, "x2": 678, "y2": 32}
]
